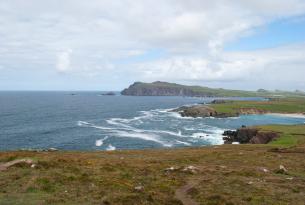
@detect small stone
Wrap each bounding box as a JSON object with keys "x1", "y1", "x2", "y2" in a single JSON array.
[
  {"x1": 31, "y1": 164, "x2": 36, "y2": 168},
  {"x1": 275, "y1": 165, "x2": 288, "y2": 174},
  {"x1": 279, "y1": 165, "x2": 288, "y2": 172},
  {"x1": 286, "y1": 177, "x2": 293, "y2": 180},
  {"x1": 182, "y1": 165, "x2": 199, "y2": 174},
  {"x1": 247, "y1": 181, "x2": 253, "y2": 185},
  {"x1": 134, "y1": 186, "x2": 144, "y2": 192},
  {"x1": 258, "y1": 167, "x2": 269, "y2": 173},
  {"x1": 164, "y1": 166, "x2": 178, "y2": 172}
]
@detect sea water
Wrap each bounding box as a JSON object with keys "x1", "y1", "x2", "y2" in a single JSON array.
[{"x1": 0, "y1": 92, "x2": 304, "y2": 150}]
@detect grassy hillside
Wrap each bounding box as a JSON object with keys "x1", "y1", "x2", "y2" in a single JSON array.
[
  {"x1": 210, "y1": 97, "x2": 305, "y2": 115},
  {"x1": 1, "y1": 125, "x2": 305, "y2": 205},
  {"x1": 121, "y1": 81, "x2": 305, "y2": 97}
]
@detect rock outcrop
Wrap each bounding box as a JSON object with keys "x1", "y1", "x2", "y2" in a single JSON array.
[
  {"x1": 172, "y1": 105, "x2": 217, "y2": 117},
  {"x1": 172, "y1": 105, "x2": 239, "y2": 118},
  {"x1": 223, "y1": 127, "x2": 279, "y2": 144}
]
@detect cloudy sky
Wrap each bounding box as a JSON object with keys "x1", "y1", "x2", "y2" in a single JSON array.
[{"x1": 1, "y1": 0, "x2": 305, "y2": 91}]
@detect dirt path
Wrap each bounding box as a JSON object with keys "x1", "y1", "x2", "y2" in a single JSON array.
[
  {"x1": 175, "y1": 180, "x2": 199, "y2": 205},
  {"x1": 0, "y1": 159, "x2": 33, "y2": 171}
]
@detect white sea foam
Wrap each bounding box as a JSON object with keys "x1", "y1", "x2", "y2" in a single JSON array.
[
  {"x1": 78, "y1": 105, "x2": 229, "y2": 148},
  {"x1": 114, "y1": 130, "x2": 173, "y2": 147},
  {"x1": 169, "y1": 112, "x2": 194, "y2": 119},
  {"x1": 77, "y1": 121, "x2": 91, "y2": 126},
  {"x1": 106, "y1": 118, "x2": 133, "y2": 128},
  {"x1": 175, "y1": 140, "x2": 191, "y2": 146},
  {"x1": 95, "y1": 136, "x2": 108, "y2": 147},
  {"x1": 191, "y1": 132, "x2": 224, "y2": 145},
  {"x1": 106, "y1": 144, "x2": 116, "y2": 151}
]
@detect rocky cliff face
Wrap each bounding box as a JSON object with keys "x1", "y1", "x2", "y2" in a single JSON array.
[
  {"x1": 223, "y1": 127, "x2": 279, "y2": 144},
  {"x1": 121, "y1": 82, "x2": 204, "y2": 96},
  {"x1": 172, "y1": 105, "x2": 217, "y2": 118},
  {"x1": 172, "y1": 105, "x2": 239, "y2": 118}
]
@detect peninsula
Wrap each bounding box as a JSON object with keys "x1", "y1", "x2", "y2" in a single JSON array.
[{"x1": 121, "y1": 81, "x2": 305, "y2": 97}]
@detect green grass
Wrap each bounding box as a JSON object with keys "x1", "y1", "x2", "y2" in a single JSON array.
[
  {"x1": 257, "y1": 124, "x2": 305, "y2": 146},
  {"x1": 210, "y1": 98, "x2": 305, "y2": 115}
]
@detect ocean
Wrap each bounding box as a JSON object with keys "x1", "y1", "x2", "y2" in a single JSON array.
[{"x1": 0, "y1": 91, "x2": 304, "y2": 151}]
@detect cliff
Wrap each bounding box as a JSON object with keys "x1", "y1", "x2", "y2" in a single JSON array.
[
  {"x1": 121, "y1": 81, "x2": 305, "y2": 97},
  {"x1": 121, "y1": 81, "x2": 256, "y2": 97},
  {"x1": 223, "y1": 127, "x2": 280, "y2": 144}
]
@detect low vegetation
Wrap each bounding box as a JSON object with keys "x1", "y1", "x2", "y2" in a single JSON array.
[
  {"x1": 0, "y1": 125, "x2": 304, "y2": 204},
  {"x1": 210, "y1": 97, "x2": 305, "y2": 115}
]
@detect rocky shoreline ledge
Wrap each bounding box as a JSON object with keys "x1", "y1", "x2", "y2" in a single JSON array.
[
  {"x1": 222, "y1": 126, "x2": 279, "y2": 144},
  {"x1": 171, "y1": 102, "x2": 266, "y2": 118}
]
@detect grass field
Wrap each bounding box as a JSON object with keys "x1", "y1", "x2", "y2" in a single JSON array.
[
  {"x1": 210, "y1": 97, "x2": 305, "y2": 115},
  {"x1": 0, "y1": 125, "x2": 304, "y2": 205}
]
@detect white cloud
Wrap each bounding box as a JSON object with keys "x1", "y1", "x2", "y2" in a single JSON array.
[
  {"x1": 56, "y1": 49, "x2": 72, "y2": 73},
  {"x1": 0, "y1": 0, "x2": 305, "y2": 90},
  {"x1": 135, "y1": 43, "x2": 305, "y2": 86}
]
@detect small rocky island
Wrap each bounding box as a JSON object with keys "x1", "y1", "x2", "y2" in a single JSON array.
[{"x1": 100, "y1": 92, "x2": 116, "y2": 96}]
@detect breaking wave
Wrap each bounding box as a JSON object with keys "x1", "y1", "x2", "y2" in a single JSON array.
[{"x1": 77, "y1": 107, "x2": 226, "y2": 150}]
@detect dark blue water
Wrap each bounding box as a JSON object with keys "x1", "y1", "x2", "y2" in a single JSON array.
[{"x1": 0, "y1": 92, "x2": 304, "y2": 151}]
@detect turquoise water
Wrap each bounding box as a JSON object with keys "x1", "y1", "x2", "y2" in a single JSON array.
[{"x1": 0, "y1": 92, "x2": 304, "y2": 150}]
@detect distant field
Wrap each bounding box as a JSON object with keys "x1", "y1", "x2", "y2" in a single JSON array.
[
  {"x1": 0, "y1": 125, "x2": 305, "y2": 204},
  {"x1": 210, "y1": 97, "x2": 305, "y2": 115}
]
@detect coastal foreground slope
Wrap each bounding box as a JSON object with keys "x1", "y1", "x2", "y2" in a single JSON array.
[{"x1": 1, "y1": 124, "x2": 305, "y2": 205}]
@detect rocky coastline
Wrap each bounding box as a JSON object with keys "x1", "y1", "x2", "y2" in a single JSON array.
[
  {"x1": 171, "y1": 105, "x2": 238, "y2": 118},
  {"x1": 222, "y1": 127, "x2": 279, "y2": 144}
]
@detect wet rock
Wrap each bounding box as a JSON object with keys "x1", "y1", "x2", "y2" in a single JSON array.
[
  {"x1": 223, "y1": 128, "x2": 258, "y2": 144},
  {"x1": 223, "y1": 127, "x2": 279, "y2": 144}
]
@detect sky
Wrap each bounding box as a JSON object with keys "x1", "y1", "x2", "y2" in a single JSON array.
[{"x1": 0, "y1": 0, "x2": 305, "y2": 91}]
